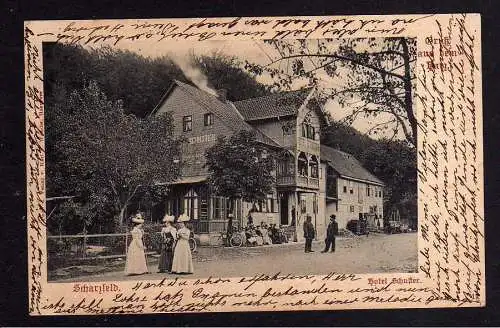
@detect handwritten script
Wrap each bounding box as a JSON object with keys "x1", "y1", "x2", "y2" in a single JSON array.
[
  {"x1": 416, "y1": 14, "x2": 483, "y2": 306},
  {"x1": 25, "y1": 14, "x2": 484, "y2": 315},
  {"x1": 35, "y1": 16, "x2": 436, "y2": 46}
]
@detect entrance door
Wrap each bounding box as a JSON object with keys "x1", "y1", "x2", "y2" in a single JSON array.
[{"x1": 280, "y1": 195, "x2": 289, "y2": 225}]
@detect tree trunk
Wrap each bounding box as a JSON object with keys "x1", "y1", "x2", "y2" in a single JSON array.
[
  {"x1": 118, "y1": 205, "x2": 127, "y2": 227},
  {"x1": 400, "y1": 38, "x2": 418, "y2": 147}
]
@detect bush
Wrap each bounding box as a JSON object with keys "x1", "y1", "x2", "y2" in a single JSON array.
[{"x1": 142, "y1": 222, "x2": 164, "y2": 253}]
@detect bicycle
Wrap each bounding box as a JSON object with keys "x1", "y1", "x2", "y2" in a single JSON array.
[
  {"x1": 209, "y1": 230, "x2": 244, "y2": 247},
  {"x1": 228, "y1": 230, "x2": 244, "y2": 247},
  {"x1": 189, "y1": 236, "x2": 197, "y2": 253}
]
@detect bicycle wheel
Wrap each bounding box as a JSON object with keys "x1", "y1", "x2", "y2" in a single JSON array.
[
  {"x1": 230, "y1": 233, "x2": 243, "y2": 247},
  {"x1": 189, "y1": 237, "x2": 197, "y2": 252}
]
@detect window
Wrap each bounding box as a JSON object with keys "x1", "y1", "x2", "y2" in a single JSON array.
[
  {"x1": 184, "y1": 188, "x2": 198, "y2": 220},
  {"x1": 204, "y1": 113, "x2": 213, "y2": 126},
  {"x1": 309, "y1": 156, "x2": 319, "y2": 178},
  {"x1": 308, "y1": 125, "x2": 315, "y2": 140},
  {"x1": 183, "y1": 115, "x2": 192, "y2": 132},
  {"x1": 278, "y1": 156, "x2": 295, "y2": 177},
  {"x1": 254, "y1": 196, "x2": 277, "y2": 213},
  {"x1": 267, "y1": 198, "x2": 275, "y2": 213},
  {"x1": 350, "y1": 189, "x2": 353, "y2": 194},
  {"x1": 349, "y1": 205, "x2": 355, "y2": 213},
  {"x1": 212, "y1": 197, "x2": 225, "y2": 220},
  {"x1": 301, "y1": 113, "x2": 316, "y2": 140},
  {"x1": 298, "y1": 152, "x2": 308, "y2": 176},
  {"x1": 366, "y1": 186, "x2": 371, "y2": 197},
  {"x1": 343, "y1": 186, "x2": 347, "y2": 193},
  {"x1": 301, "y1": 123, "x2": 316, "y2": 140},
  {"x1": 300, "y1": 199, "x2": 307, "y2": 213}
]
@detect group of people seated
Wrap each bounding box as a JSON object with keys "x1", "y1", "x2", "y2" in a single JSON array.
[{"x1": 244, "y1": 222, "x2": 289, "y2": 246}]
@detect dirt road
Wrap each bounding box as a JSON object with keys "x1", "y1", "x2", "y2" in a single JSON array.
[{"x1": 59, "y1": 232, "x2": 417, "y2": 282}]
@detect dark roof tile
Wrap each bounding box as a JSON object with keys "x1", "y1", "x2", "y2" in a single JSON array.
[
  {"x1": 234, "y1": 89, "x2": 311, "y2": 121},
  {"x1": 320, "y1": 145, "x2": 384, "y2": 185}
]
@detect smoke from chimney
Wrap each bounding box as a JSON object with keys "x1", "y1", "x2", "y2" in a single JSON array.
[
  {"x1": 170, "y1": 53, "x2": 218, "y2": 96},
  {"x1": 216, "y1": 89, "x2": 228, "y2": 102}
]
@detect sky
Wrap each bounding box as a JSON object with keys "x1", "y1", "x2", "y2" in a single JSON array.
[{"x1": 88, "y1": 39, "x2": 407, "y2": 141}]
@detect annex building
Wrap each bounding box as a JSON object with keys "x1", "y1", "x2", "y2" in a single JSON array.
[{"x1": 150, "y1": 80, "x2": 384, "y2": 242}]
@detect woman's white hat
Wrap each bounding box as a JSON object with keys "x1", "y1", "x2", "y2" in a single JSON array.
[
  {"x1": 132, "y1": 213, "x2": 145, "y2": 224},
  {"x1": 178, "y1": 214, "x2": 190, "y2": 222},
  {"x1": 162, "y1": 215, "x2": 175, "y2": 223}
]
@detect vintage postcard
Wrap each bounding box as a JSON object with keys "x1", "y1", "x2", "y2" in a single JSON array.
[{"x1": 25, "y1": 14, "x2": 484, "y2": 315}]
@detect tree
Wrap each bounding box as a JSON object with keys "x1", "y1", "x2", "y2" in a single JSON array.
[
  {"x1": 359, "y1": 139, "x2": 417, "y2": 222},
  {"x1": 46, "y1": 81, "x2": 182, "y2": 229},
  {"x1": 245, "y1": 38, "x2": 417, "y2": 146},
  {"x1": 321, "y1": 119, "x2": 377, "y2": 159},
  {"x1": 205, "y1": 130, "x2": 275, "y2": 204},
  {"x1": 43, "y1": 43, "x2": 187, "y2": 118}
]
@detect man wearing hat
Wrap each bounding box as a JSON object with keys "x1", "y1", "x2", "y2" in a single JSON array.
[{"x1": 322, "y1": 214, "x2": 339, "y2": 253}]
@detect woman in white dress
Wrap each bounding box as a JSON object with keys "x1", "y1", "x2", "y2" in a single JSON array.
[
  {"x1": 125, "y1": 213, "x2": 148, "y2": 275},
  {"x1": 171, "y1": 214, "x2": 194, "y2": 274},
  {"x1": 158, "y1": 215, "x2": 177, "y2": 273},
  {"x1": 260, "y1": 223, "x2": 272, "y2": 245}
]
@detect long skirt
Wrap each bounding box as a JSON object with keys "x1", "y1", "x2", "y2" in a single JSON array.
[
  {"x1": 158, "y1": 246, "x2": 174, "y2": 273},
  {"x1": 171, "y1": 239, "x2": 194, "y2": 274},
  {"x1": 125, "y1": 242, "x2": 148, "y2": 275}
]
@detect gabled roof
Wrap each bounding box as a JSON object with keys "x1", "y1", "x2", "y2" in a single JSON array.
[
  {"x1": 154, "y1": 80, "x2": 281, "y2": 149},
  {"x1": 234, "y1": 89, "x2": 311, "y2": 121},
  {"x1": 320, "y1": 145, "x2": 384, "y2": 185}
]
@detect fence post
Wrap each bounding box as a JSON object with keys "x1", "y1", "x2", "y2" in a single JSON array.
[
  {"x1": 125, "y1": 232, "x2": 128, "y2": 256},
  {"x1": 83, "y1": 232, "x2": 87, "y2": 259}
]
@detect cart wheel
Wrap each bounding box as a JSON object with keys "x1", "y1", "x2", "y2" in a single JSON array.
[{"x1": 230, "y1": 234, "x2": 243, "y2": 247}]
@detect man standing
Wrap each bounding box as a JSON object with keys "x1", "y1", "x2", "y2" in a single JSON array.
[
  {"x1": 322, "y1": 215, "x2": 339, "y2": 253},
  {"x1": 226, "y1": 213, "x2": 234, "y2": 246},
  {"x1": 303, "y1": 215, "x2": 315, "y2": 253}
]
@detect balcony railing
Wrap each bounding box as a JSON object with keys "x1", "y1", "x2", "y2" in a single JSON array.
[
  {"x1": 277, "y1": 176, "x2": 295, "y2": 186},
  {"x1": 297, "y1": 137, "x2": 320, "y2": 154},
  {"x1": 277, "y1": 175, "x2": 319, "y2": 189},
  {"x1": 309, "y1": 177, "x2": 319, "y2": 188},
  {"x1": 298, "y1": 175, "x2": 319, "y2": 189}
]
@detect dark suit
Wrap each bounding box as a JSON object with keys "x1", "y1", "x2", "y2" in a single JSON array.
[
  {"x1": 323, "y1": 220, "x2": 338, "y2": 252},
  {"x1": 303, "y1": 221, "x2": 315, "y2": 252}
]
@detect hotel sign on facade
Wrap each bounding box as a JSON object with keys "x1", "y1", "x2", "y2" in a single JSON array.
[{"x1": 188, "y1": 134, "x2": 217, "y2": 144}]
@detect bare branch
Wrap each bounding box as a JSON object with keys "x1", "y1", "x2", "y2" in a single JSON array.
[
  {"x1": 366, "y1": 118, "x2": 397, "y2": 134},
  {"x1": 266, "y1": 53, "x2": 406, "y2": 81}
]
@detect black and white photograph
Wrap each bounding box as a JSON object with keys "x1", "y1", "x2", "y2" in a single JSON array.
[{"x1": 44, "y1": 37, "x2": 418, "y2": 282}]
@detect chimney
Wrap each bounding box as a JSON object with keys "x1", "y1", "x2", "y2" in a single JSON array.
[{"x1": 216, "y1": 89, "x2": 228, "y2": 102}]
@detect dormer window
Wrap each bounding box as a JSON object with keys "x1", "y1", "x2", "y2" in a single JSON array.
[
  {"x1": 204, "y1": 113, "x2": 213, "y2": 126},
  {"x1": 183, "y1": 115, "x2": 192, "y2": 132}
]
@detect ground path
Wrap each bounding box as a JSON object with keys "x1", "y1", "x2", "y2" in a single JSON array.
[{"x1": 55, "y1": 232, "x2": 417, "y2": 282}]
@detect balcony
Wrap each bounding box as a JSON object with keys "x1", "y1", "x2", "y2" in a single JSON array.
[
  {"x1": 276, "y1": 175, "x2": 319, "y2": 189},
  {"x1": 277, "y1": 176, "x2": 295, "y2": 186},
  {"x1": 297, "y1": 175, "x2": 319, "y2": 189},
  {"x1": 297, "y1": 137, "x2": 320, "y2": 154}
]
